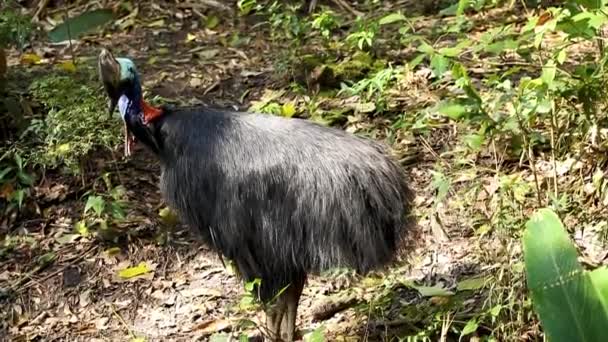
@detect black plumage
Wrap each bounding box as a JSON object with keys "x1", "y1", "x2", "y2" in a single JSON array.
[{"x1": 98, "y1": 48, "x2": 416, "y2": 341}]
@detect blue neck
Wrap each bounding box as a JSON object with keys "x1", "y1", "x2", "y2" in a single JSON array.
[{"x1": 118, "y1": 78, "x2": 143, "y2": 121}]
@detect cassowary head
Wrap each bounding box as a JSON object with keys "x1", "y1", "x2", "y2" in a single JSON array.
[
  {"x1": 98, "y1": 48, "x2": 139, "y2": 118},
  {"x1": 98, "y1": 48, "x2": 162, "y2": 155}
]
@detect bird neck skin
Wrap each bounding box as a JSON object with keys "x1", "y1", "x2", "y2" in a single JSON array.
[{"x1": 117, "y1": 78, "x2": 163, "y2": 125}]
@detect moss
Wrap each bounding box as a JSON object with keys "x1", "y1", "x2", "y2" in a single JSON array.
[{"x1": 331, "y1": 51, "x2": 374, "y2": 82}]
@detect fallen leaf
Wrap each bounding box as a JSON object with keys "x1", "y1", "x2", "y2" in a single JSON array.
[
  {"x1": 410, "y1": 284, "x2": 454, "y2": 297},
  {"x1": 56, "y1": 234, "x2": 80, "y2": 244},
  {"x1": 118, "y1": 262, "x2": 151, "y2": 279},
  {"x1": 159, "y1": 207, "x2": 179, "y2": 227},
  {"x1": 104, "y1": 247, "x2": 121, "y2": 256},
  {"x1": 0, "y1": 183, "x2": 14, "y2": 199},
  {"x1": 206, "y1": 16, "x2": 220, "y2": 29},
  {"x1": 21, "y1": 53, "x2": 42, "y2": 65},
  {"x1": 95, "y1": 317, "x2": 109, "y2": 330},
  {"x1": 196, "y1": 49, "x2": 220, "y2": 60},
  {"x1": 59, "y1": 60, "x2": 76, "y2": 72},
  {"x1": 186, "y1": 33, "x2": 197, "y2": 42},
  {"x1": 79, "y1": 290, "x2": 91, "y2": 307},
  {"x1": 281, "y1": 102, "x2": 296, "y2": 118},
  {"x1": 193, "y1": 319, "x2": 232, "y2": 334},
  {"x1": 190, "y1": 78, "x2": 203, "y2": 88},
  {"x1": 354, "y1": 102, "x2": 375, "y2": 113},
  {"x1": 147, "y1": 19, "x2": 165, "y2": 27}
]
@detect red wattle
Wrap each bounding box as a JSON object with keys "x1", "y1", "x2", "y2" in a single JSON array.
[{"x1": 141, "y1": 100, "x2": 163, "y2": 125}]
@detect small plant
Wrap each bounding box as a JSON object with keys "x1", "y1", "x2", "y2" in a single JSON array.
[
  {"x1": 345, "y1": 19, "x2": 378, "y2": 51},
  {"x1": 338, "y1": 65, "x2": 401, "y2": 112},
  {"x1": 21, "y1": 73, "x2": 122, "y2": 173},
  {"x1": 0, "y1": 1, "x2": 33, "y2": 49},
  {"x1": 311, "y1": 9, "x2": 339, "y2": 40},
  {"x1": 76, "y1": 174, "x2": 127, "y2": 241},
  {"x1": 237, "y1": 0, "x2": 258, "y2": 16},
  {"x1": 0, "y1": 153, "x2": 34, "y2": 211},
  {"x1": 266, "y1": 1, "x2": 310, "y2": 42}
]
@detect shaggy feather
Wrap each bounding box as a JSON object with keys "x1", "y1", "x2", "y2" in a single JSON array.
[{"x1": 146, "y1": 106, "x2": 416, "y2": 301}]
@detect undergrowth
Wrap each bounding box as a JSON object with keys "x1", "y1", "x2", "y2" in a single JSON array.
[{"x1": 3, "y1": 0, "x2": 608, "y2": 340}]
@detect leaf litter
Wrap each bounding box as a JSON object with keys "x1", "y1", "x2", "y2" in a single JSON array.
[{"x1": 0, "y1": 0, "x2": 554, "y2": 341}]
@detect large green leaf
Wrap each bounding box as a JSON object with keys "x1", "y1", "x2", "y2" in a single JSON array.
[
  {"x1": 524, "y1": 208, "x2": 608, "y2": 342},
  {"x1": 48, "y1": 9, "x2": 114, "y2": 43}
]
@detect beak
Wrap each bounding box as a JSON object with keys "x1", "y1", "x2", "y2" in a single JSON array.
[{"x1": 98, "y1": 48, "x2": 120, "y2": 119}]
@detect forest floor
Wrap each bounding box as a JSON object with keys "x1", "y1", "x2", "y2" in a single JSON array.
[{"x1": 2, "y1": 1, "x2": 608, "y2": 341}]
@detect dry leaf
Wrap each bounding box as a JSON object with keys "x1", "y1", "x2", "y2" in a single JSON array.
[
  {"x1": 192, "y1": 318, "x2": 232, "y2": 334},
  {"x1": 95, "y1": 317, "x2": 109, "y2": 330}
]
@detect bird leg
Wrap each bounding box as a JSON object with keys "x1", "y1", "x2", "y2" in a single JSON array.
[
  {"x1": 264, "y1": 276, "x2": 305, "y2": 342},
  {"x1": 280, "y1": 277, "x2": 306, "y2": 342},
  {"x1": 265, "y1": 297, "x2": 286, "y2": 341}
]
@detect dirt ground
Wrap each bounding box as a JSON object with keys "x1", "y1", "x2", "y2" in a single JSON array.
[{"x1": 1, "y1": 2, "x2": 499, "y2": 341}]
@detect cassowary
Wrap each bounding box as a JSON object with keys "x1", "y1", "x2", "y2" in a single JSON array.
[{"x1": 98, "y1": 48, "x2": 416, "y2": 341}]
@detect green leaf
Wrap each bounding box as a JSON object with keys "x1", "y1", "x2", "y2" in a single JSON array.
[
  {"x1": 159, "y1": 207, "x2": 180, "y2": 227},
  {"x1": 17, "y1": 171, "x2": 33, "y2": 186},
  {"x1": 430, "y1": 54, "x2": 450, "y2": 76},
  {"x1": 460, "y1": 318, "x2": 478, "y2": 337},
  {"x1": 557, "y1": 49, "x2": 567, "y2": 65},
  {"x1": 490, "y1": 304, "x2": 502, "y2": 317},
  {"x1": 281, "y1": 102, "x2": 297, "y2": 118},
  {"x1": 0, "y1": 167, "x2": 13, "y2": 181},
  {"x1": 118, "y1": 262, "x2": 151, "y2": 279},
  {"x1": 14, "y1": 154, "x2": 23, "y2": 170},
  {"x1": 379, "y1": 12, "x2": 406, "y2": 26},
  {"x1": 244, "y1": 278, "x2": 261, "y2": 292},
  {"x1": 206, "y1": 15, "x2": 220, "y2": 29},
  {"x1": 438, "y1": 103, "x2": 467, "y2": 120},
  {"x1": 456, "y1": 0, "x2": 469, "y2": 15},
  {"x1": 463, "y1": 133, "x2": 485, "y2": 151},
  {"x1": 576, "y1": 0, "x2": 602, "y2": 11},
  {"x1": 431, "y1": 170, "x2": 450, "y2": 202},
  {"x1": 11, "y1": 189, "x2": 25, "y2": 208},
  {"x1": 48, "y1": 9, "x2": 114, "y2": 43},
  {"x1": 411, "y1": 284, "x2": 454, "y2": 297},
  {"x1": 110, "y1": 185, "x2": 127, "y2": 201},
  {"x1": 304, "y1": 325, "x2": 326, "y2": 342},
  {"x1": 524, "y1": 208, "x2": 608, "y2": 342},
  {"x1": 484, "y1": 39, "x2": 519, "y2": 54},
  {"x1": 36, "y1": 252, "x2": 56, "y2": 267},
  {"x1": 85, "y1": 195, "x2": 105, "y2": 216},
  {"x1": 109, "y1": 202, "x2": 126, "y2": 220},
  {"x1": 237, "y1": 0, "x2": 257, "y2": 15},
  {"x1": 457, "y1": 276, "x2": 489, "y2": 291},
  {"x1": 75, "y1": 220, "x2": 89, "y2": 237},
  {"x1": 541, "y1": 60, "x2": 556, "y2": 86},
  {"x1": 417, "y1": 42, "x2": 434, "y2": 55}
]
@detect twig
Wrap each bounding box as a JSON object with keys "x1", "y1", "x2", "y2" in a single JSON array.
[
  {"x1": 331, "y1": 0, "x2": 363, "y2": 17},
  {"x1": 311, "y1": 293, "x2": 359, "y2": 322},
  {"x1": 514, "y1": 107, "x2": 543, "y2": 207},
  {"x1": 110, "y1": 303, "x2": 139, "y2": 340},
  {"x1": 550, "y1": 102, "x2": 558, "y2": 198},
  {"x1": 33, "y1": 0, "x2": 51, "y2": 22},
  {"x1": 63, "y1": 7, "x2": 76, "y2": 65},
  {"x1": 176, "y1": 1, "x2": 230, "y2": 12},
  {"x1": 12, "y1": 244, "x2": 97, "y2": 293}
]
